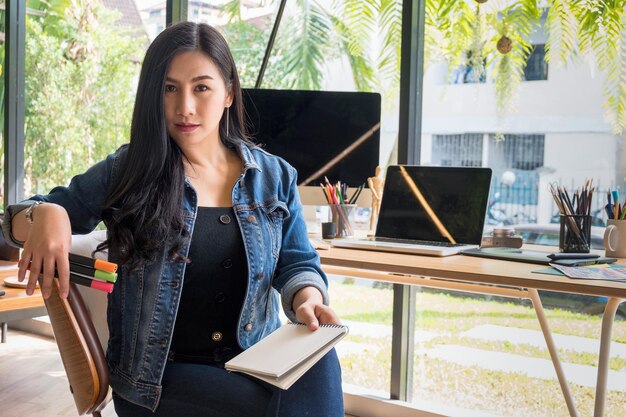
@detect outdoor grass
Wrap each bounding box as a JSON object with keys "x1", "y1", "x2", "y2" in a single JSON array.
[{"x1": 329, "y1": 279, "x2": 626, "y2": 416}]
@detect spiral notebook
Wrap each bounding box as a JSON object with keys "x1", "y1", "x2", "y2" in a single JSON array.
[{"x1": 224, "y1": 322, "x2": 348, "y2": 389}]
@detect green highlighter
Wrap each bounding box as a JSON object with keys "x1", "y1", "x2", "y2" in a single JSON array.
[{"x1": 68, "y1": 262, "x2": 118, "y2": 283}]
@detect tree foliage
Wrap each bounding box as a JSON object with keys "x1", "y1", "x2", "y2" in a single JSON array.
[
  {"x1": 23, "y1": 0, "x2": 143, "y2": 195},
  {"x1": 224, "y1": 0, "x2": 626, "y2": 135},
  {"x1": 221, "y1": 21, "x2": 291, "y2": 88}
]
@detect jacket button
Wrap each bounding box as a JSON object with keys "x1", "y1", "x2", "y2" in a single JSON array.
[
  {"x1": 211, "y1": 331, "x2": 223, "y2": 342},
  {"x1": 215, "y1": 292, "x2": 226, "y2": 303},
  {"x1": 246, "y1": 215, "x2": 257, "y2": 224},
  {"x1": 219, "y1": 214, "x2": 231, "y2": 224},
  {"x1": 222, "y1": 258, "x2": 233, "y2": 269},
  {"x1": 244, "y1": 323, "x2": 253, "y2": 332},
  {"x1": 256, "y1": 271, "x2": 264, "y2": 280}
]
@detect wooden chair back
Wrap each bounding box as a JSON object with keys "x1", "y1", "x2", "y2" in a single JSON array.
[{"x1": 44, "y1": 278, "x2": 109, "y2": 416}]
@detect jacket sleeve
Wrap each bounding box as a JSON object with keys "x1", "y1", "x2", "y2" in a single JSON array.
[
  {"x1": 272, "y1": 165, "x2": 330, "y2": 323},
  {"x1": 2, "y1": 150, "x2": 120, "y2": 248}
]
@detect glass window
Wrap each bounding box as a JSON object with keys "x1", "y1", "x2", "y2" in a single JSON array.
[
  {"x1": 328, "y1": 276, "x2": 392, "y2": 397},
  {"x1": 137, "y1": 0, "x2": 167, "y2": 41},
  {"x1": 431, "y1": 134, "x2": 483, "y2": 167},
  {"x1": 417, "y1": 1, "x2": 626, "y2": 415},
  {"x1": 488, "y1": 134, "x2": 545, "y2": 171},
  {"x1": 524, "y1": 44, "x2": 549, "y2": 81},
  {"x1": 24, "y1": 1, "x2": 161, "y2": 196}
]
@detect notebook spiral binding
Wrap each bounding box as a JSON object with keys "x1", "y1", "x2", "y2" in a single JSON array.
[{"x1": 288, "y1": 322, "x2": 346, "y2": 329}]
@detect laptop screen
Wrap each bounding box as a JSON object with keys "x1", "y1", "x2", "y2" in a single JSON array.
[{"x1": 375, "y1": 166, "x2": 492, "y2": 245}]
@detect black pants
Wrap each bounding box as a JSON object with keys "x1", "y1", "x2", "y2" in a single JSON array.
[{"x1": 113, "y1": 349, "x2": 344, "y2": 417}]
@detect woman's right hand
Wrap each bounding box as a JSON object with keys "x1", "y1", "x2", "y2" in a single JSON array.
[{"x1": 16, "y1": 203, "x2": 72, "y2": 299}]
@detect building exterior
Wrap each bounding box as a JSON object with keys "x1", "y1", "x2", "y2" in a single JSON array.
[
  {"x1": 102, "y1": 0, "x2": 145, "y2": 30},
  {"x1": 322, "y1": 9, "x2": 620, "y2": 228},
  {"x1": 139, "y1": 0, "x2": 271, "y2": 40},
  {"x1": 421, "y1": 19, "x2": 619, "y2": 226}
]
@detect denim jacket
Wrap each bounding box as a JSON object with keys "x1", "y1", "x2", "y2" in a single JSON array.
[{"x1": 3, "y1": 142, "x2": 329, "y2": 411}]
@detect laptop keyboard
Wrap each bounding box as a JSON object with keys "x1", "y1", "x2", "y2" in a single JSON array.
[{"x1": 373, "y1": 237, "x2": 467, "y2": 247}]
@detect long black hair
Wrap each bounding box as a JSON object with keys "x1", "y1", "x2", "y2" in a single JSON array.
[{"x1": 97, "y1": 22, "x2": 252, "y2": 269}]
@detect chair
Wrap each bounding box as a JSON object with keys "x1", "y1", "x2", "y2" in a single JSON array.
[{"x1": 44, "y1": 231, "x2": 111, "y2": 417}]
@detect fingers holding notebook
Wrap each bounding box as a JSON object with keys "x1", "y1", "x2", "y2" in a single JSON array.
[{"x1": 293, "y1": 288, "x2": 341, "y2": 331}]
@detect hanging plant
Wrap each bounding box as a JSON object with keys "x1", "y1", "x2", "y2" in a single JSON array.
[
  {"x1": 475, "y1": 0, "x2": 488, "y2": 3},
  {"x1": 467, "y1": 3, "x2": 487, "y2": 83},
  {"x1": 423, "y1": 0, "x2": 475, "y2": 84},
  {"x1": 487, "y1": 1, "x2": 539, "y2": 126},
  {"x1": 496, "y1": 35, "x2": 513, "y2": 54}
]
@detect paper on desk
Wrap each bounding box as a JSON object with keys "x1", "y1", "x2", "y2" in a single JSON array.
[
  {"x1": 534, "y1": 264, "x2": 626, "y2": 276},
  {"x1": 549, "y1": 264, "x2": 626, "y2": 281}
]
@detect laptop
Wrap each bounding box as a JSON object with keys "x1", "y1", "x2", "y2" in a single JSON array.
[{"x1": 332, "y1": 165, "x2": 492, "y2": 256}]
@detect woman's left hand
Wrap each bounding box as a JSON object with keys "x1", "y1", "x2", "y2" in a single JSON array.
[{"x1": 293, "y1": 286, "x2": 341, "y2": 331}]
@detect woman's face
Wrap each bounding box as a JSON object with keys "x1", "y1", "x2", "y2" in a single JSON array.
[{"x1": 164, "y1": 51, "x2": 232, "y2": 149}]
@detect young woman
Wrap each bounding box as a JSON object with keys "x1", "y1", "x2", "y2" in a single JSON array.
[{"x1": 3, "y1": 22, "x2": 343, "y2": 416}]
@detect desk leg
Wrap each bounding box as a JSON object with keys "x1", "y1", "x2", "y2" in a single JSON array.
[
  {"x1": 594, "y1": 297, "x2": 624, "y2": 417},
  {"x1": 528, "y1": 289, "x2": 578, "y2": 417},
  {"x1": 1, "y1": 322, "x2": 7, "y2": 343}
]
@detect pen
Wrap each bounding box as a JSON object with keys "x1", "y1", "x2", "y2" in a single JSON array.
[
  {"x1": 26, "y1": 263, "x2": 114, "y2": 293},
  {"x1": 69, "y1": 262, "x2": 117, "y2": 283},
  {"x1": 68, "y1": 273, "x2": 114, "y2": 293},
  {"x1": 606, "y1": 203, "x2": 614, "y2": 219},
  {"x1": 69, "y1": 252, "x2": 118, "y2": 273},
  {"x1": 23, "y1": 259, "x2": 118, "y2": 283},
  {"x1": 550, "y1": 260, "x2": 600, "y2": 267}
]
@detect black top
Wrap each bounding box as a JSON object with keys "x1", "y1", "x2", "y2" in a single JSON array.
[{"x1": 170, "y1": 207, "x2": 247, "y2": 363}]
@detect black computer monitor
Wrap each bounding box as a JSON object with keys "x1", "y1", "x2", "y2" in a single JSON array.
[{"x1": 241, "y1": 88, "x2": 381, "y2": 188}]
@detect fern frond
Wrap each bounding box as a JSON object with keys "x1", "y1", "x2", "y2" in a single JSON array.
[
  {"x1": 276, "y1": 0, "x2": 332, "y2": 90},
  {"x1": 545, "y1": 0, "x2": 579, "y2": 65},
  {"x1": 377, "y1": 0, "x2": 402, "y2": 87},
  {"x1": 326, "y1": 13, "x2": 377, "y2": 91},
  {"x1": 600, "y1": 16, "x2": 626, "y2": 134},
  {"x1": 425, "y1": 0, "x2": 475, "y2": 77},
  {"x1": 332, "y1": 0, "x2": 376, "y2": 57},
  {"x1": 222, "y1": 0, "x2": 244, "y2": 23}
]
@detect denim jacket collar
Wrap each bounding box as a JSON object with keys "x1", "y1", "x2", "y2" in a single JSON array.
[{"x1": 234, "y1": 141, "x2": 262, "y2": 174}]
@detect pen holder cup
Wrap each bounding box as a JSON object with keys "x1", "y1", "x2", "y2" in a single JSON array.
[
  {"x1": 604, "y1": 219, "x2": 626, "y2": 258},
  {"x1": 559, "y1": 214, "x2": 591, "y2": 253},
  {"x1": 330, "y1": 204, "x2": 357, "y2": 238}
]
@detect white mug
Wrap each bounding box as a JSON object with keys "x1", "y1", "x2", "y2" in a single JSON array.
[{"x1": 604, "y1": 219, "x2": 626, "y2": 258}]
